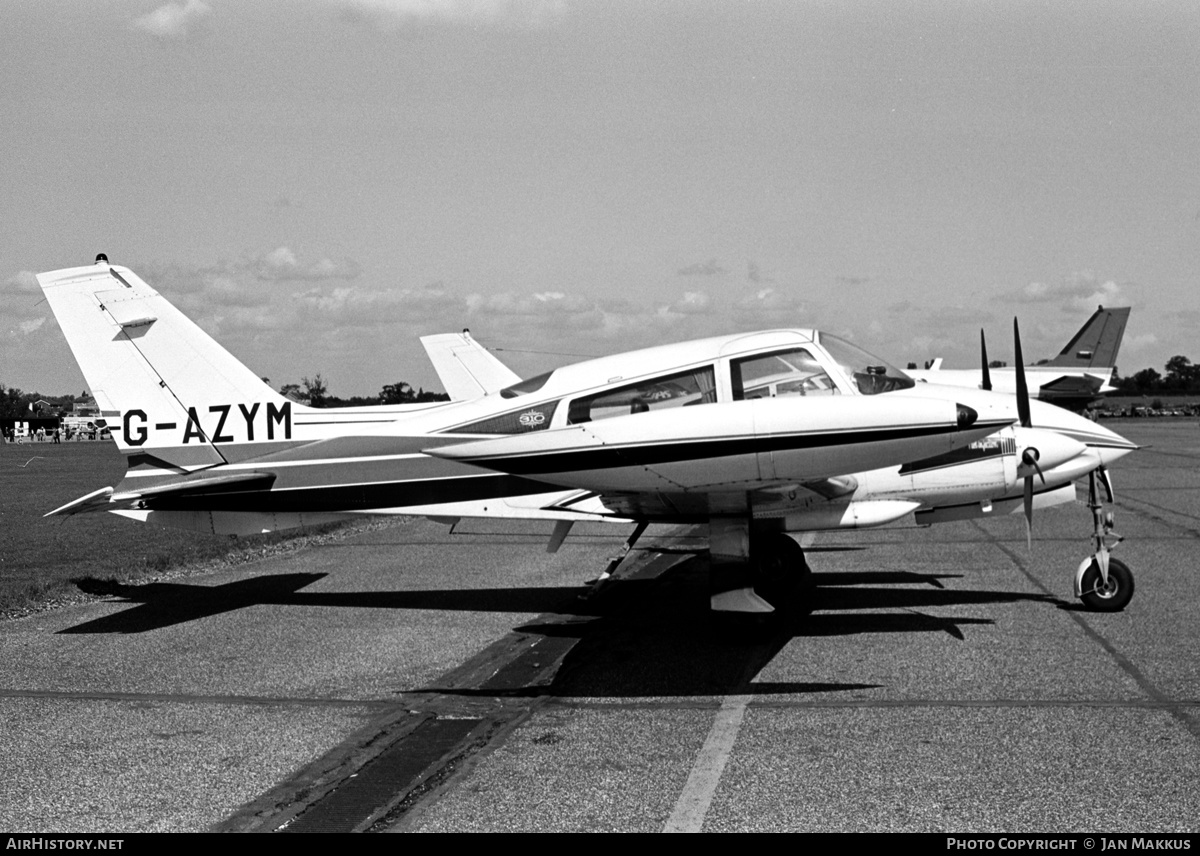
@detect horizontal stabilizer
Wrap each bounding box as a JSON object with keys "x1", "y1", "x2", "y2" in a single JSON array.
[
  {"x1": 45, "y1": 472, "x2": 277, "y2": 518},
  {"x1": 45, "y1": 487, "x2": 115, "y2": 517},
  {"x1": 1037, "y1": 374, "x2": 1104, "y2": 396}
]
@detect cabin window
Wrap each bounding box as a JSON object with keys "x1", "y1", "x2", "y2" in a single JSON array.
[
  {"x1": 731, "y1": 349, "x2": 839, "y2": 399},
  {"x1": 567, "y1": 366, "x2": 717, "y2": 424},
  {"x1": 453, "y1": 400, "x2": 560, "y2": 434}
]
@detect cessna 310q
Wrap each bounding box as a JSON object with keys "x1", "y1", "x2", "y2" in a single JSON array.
[{"x1": 38, "y1": 257, "x2": 1139, "y2": 616}]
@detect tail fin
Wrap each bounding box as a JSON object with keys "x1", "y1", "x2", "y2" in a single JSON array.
[
  {"x1": 419, "y1": 331, "x2": 521, "y2": 400},
  {"x1": 1045, "y1": 306, "x2": 1130, "y2": 369},
  {"x1": 38, "y1": 261, "x2": 294, "y2": 468}
]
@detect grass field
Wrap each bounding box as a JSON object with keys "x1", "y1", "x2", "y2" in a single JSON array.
[{"x1": 0, "y1": 439, "x2": 369, "y2": 616}]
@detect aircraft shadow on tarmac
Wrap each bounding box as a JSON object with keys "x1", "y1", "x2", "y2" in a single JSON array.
[
  {"x1": 414, "y1": 557, "x2": 1055, "y2": 701},
  {"x1": 62, "y1": 557, "x2": 1055, "y2": 700},
  {"x1": 61, "y1": 572, "x2": 604, "y2": 634}
]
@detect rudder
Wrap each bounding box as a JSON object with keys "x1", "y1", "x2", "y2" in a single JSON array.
[
  {"x1": 1046, "y1": 306, "x2": 1130, "y2": 369},
  {"x1": 38, "y1": 260, "x2": 295, "y2": 466}
]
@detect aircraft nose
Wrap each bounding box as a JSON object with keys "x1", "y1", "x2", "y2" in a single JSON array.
[
  {"x1": 1090, "y1": 421, "x2": 1139, "y2": 467},
  {"x1": 1026, "y1": 399, "x2": 1139, "y2": 466}
]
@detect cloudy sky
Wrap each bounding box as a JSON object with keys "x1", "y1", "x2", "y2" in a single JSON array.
[{"x1": 4, "y1": 1, "x2": 1198, "y2": 397}]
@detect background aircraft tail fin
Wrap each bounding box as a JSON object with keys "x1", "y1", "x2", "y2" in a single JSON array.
[
  {"x1": 38, "y1": 261, "x2": 293, "y2": 464},
  {"x1": 1045, "y1": 306, "x2": 1130, "y2": 369},
  {"x1": 420, "y1": 331, "x2": 521, "y2": 400}
]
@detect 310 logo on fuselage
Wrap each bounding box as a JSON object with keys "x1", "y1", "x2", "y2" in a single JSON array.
[{"x1": 122, "y1": 402, "x2": 292, "y2": 446}]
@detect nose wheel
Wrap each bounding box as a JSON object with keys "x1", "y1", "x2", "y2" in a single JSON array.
[
  {"x1": 1079, "y1": 557, "x2": 1134, "y2": 612},
  {"x1": 1074, "y1": 468, "x2": 1134, "y2": 612}
]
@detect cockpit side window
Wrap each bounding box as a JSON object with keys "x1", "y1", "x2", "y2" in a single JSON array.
[
  {"x1": 818, "y1": 334, "x2": 915, "y2": 395},
  {"x1": 567, "y1": 366, "x2": 717, "y2": 424},
  {"x1": 731, "y1": 349, "x2": 839, "y2": 400}
]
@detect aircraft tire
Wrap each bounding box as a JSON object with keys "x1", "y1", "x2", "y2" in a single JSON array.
[
  {"x1": 753, "y1": 533, "x2": 813, "y2": 608},
  {"x1": 1079, "y1": 557, "x2": 1134, "y2": 612}
]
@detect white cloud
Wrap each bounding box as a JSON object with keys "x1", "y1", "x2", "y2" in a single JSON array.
[
  {"x1": 467, "y1": 290, "x2": 595, "y2": 317},
  {"x1": 252, "y1": 246, "x2": 361, "y2": 282},
  {"x1": 298, "y1": 282, "x2": 465, "y2": 326},
  {"x1": 661, "y1": 291, "x2": 711, "y2": 316},
  {"x1": 132, "y1": 1, "x2": 212, "y2": 40},
  {"x1": 3, "y1": 271, "x2": 52, "y2": 339},
  {"x1": 206, "y1": 276, "x2": 273, "y2": 307},
  {"x1": 1121, "y1": 332, "x2": 1158, "y2": 354},
  {"x1": 7, "y1": 271, "x2": 40, "y2": 294},
  {"x1": 335, "y1": 0, "x2": 564, "y2": 28},
  {"x1": 731, "y1": 287, "x2": 804, "y2": 324},
  {"x1": 677, "y1": 259, "x2": 727, "y2": 277},
  {"x1": 1011, "y1": 272, "x2": 1128, "y2": 313}
]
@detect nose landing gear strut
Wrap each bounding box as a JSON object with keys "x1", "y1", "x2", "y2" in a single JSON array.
[{"x1": 1074, "y1": 466, "x2": 1134, "y2": 612}]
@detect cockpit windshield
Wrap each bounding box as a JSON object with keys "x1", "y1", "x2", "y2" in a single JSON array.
[{"x1": 818, "y1": 333, "x2": 914, "y2": 395}]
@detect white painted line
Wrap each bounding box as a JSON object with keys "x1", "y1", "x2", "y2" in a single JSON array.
[{"x1": 663, "y1": 694, "x2": 751, "y2": 833}]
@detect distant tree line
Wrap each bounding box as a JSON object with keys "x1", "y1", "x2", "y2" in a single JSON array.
[
  {"x1": 276, "y1": 375, "x2": 449, "y2": 407},
  {"x1": 0, "y1": 384, "x2": 87, "y2": 420},
  {"x1": 1, "y1": 377, "x2": 448, "y2": 422},
  {"x1": 1113, "y1": 356, "x2": 1200, "y2": 395},
  {"x1": 901, "y1": 355, "x2": 1200, "y2": 397}
]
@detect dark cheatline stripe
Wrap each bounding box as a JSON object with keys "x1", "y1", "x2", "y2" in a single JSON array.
[
  {"x1": 459, "y1": 421, "x2": 1010, "y2": 475},
  {"x1": 899, "y1": 436, "x2": 1014, "y2": 476},
  {"x1": 143, "y1": 473, "x2": 559, "y2": 513}
]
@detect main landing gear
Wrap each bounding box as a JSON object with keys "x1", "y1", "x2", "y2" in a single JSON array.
[
  {"x1": 709, "y1": 519, "x2": 811, "y2": 615},
  {"x1": 1073, "y1": 467, "x2": 1134, "y2": 612}
]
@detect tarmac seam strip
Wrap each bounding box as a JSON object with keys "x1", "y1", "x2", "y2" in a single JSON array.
[
  {"x1": 0, "y1": 688, "x2": 394, "y2": 708},
  {"x1": 221, "y1": 530, "x2": 697, "y2": 833},
  {"x1": 548, "y1": 697, "x2": 1200, "y2": 710}
]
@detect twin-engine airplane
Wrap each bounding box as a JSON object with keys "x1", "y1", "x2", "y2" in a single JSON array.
[
  {"x1": 38, "y1": 258, "x2": 1139, "y2": 616},
  {"x1": 908, "y1": 305, "x2": 1130, "y2": 411}
]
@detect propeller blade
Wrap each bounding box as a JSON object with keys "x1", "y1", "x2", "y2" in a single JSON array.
[
  {"x1": 980, "y1": 329, "x2": 992, "y2": 391},
  {"x1": 1023, "y1": 475, "x2": 1033, "y2": 550},
  {"x1": 1013, "y1": 317, "x2": 1031, "y2": 428}
]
